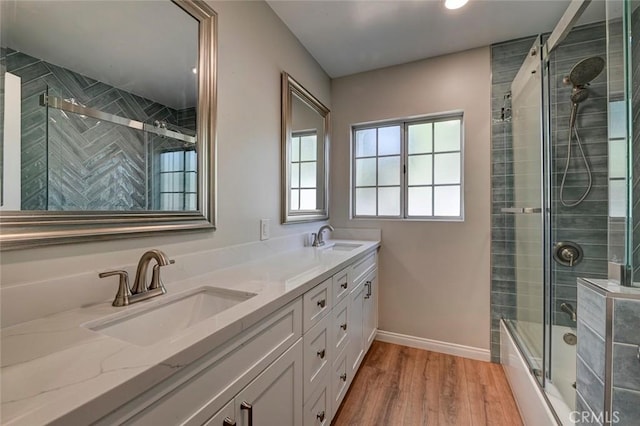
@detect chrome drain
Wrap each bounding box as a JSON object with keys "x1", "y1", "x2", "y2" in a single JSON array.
[{"x1": 563, "y1": 332, "x2": 577, "y2": 345}]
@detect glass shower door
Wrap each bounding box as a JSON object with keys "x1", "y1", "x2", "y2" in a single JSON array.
[{"x1": 507, "y1": 37, "x2": 546, "y2": 382}]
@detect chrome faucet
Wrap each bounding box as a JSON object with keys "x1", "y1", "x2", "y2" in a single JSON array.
[
  {"x1": 99, "y1": 249, "x2": 175, "y2": 307},
  {"x1": 312, "y1": 224, "x2": 334, "y2": 247},
  {"x1": 560, "y1": 302, "x2": 577, "y2": 322}
]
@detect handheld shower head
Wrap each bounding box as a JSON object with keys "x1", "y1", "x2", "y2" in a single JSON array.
[{"x1": 570, "y1": 87, "x2": 590, "y2": 105}]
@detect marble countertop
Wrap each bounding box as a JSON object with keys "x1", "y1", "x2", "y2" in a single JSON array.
[
  {"x1": 579, "y1": 277, "x2": 640, "y2": 298},
  {"x1": 1, "y1": 239, "x2": 379, "y2": 425}
]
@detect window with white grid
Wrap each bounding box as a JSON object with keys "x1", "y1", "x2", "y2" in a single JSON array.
[{"x1": 352, "y1": 114, "x2": 463, "y2": 219}]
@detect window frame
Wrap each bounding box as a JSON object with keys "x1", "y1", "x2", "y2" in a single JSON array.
[
  {"x1": 351, "y1": 112, "x2": 464, "y2": 221},
  {"x1": 159, "y1": 148, "x2": 197, "y2": 211}
]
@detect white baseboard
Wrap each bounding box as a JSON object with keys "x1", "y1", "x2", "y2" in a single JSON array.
[{"x1": 375, "y1": 330, "x2": 491, "y2": 362}]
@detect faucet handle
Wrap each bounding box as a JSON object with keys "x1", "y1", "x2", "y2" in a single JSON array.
[
  {"x1": 148, "y1": 260, "x2": 174, "y2": 291},
  {"x1": 99, "y1": 270, "x2": 131, "y2": 307}
]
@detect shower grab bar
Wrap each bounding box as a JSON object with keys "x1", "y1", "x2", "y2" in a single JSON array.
[
  {"x1": 39, "y1": 94, "x2": 197, "y2": 145},
  {"x1": 501, "y1": 207, "x2": 542, "y2": 214}
]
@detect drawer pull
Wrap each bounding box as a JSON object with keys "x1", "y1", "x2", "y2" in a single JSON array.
[
  {"x1": 317, "y1": 410, "x2": 326, "y2": 422},
  {"x1": 241, "y1": 401, "x2": 253, "y2": 426},
  {"x1": 364, "y1": 281, "x2": 372, "y2": 299},
  {"x1": 317, "y1": 348, "x2": 326, "y2": 359},
  {"x1": 317, "y1": 299, "x2": 326, "y2": 308},
  {"x1": 223, "y1": 418, "x2": 237, "y2": 426},
  {"x1": 340, "y1": 373, "x2": 347, "y2": 382},
  {"x1": 340, "y1": 282, "x2": 348, "y2": 289},
  {"x1": 340, "y1": 323, "x2": 347, "y2": 331}
]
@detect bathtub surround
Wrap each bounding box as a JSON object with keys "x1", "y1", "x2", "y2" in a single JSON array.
[
  {"x1": 576, "y1": 278, "x2": 640, "y2": 425},
  {"x1": 330, "y1": 47, "x2": 491, "y2": 356},
  {"x1": 490, "y1": 22, "x2": 610, "y2": 362}
]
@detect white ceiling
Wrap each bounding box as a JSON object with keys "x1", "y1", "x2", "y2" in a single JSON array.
[
  {"x1": 267, "y1": 0, "x2": 606, "y2": 78},
  {"x1": 3, "y1": 1, "x2": 198, "y2": 110}
]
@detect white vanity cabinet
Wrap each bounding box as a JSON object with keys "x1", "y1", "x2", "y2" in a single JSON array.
[{"x1": 90, "y1": 248, "x2": 378, "y2": 426}]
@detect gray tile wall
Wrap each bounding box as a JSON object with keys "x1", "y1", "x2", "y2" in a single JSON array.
[
  {"x1": 577, "y1": 282, "x2": 607, "y2": 424},
  {"x1": 1, "y1": 47, "x2": 193, "y2": 211},
  {"x1": 632, "y1": 7, "x2": 640, "y2": 281},
  {"x1": 612, "y1": 298, "x2": 640, "y2": 424},
  {"x1": 549, "y1": 22, "x2": 609, "y2": 328}
]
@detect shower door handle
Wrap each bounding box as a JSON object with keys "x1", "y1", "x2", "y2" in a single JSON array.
[{"x1": 501, "y1": 207, "x2": 542, "y2": 214}]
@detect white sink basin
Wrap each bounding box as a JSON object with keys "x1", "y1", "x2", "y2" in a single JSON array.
[
  {"x1": 319, "y1": 242, "x2": 363, "y2": 252},
  {"x1": 85, "y1": 287, "x2": 256, "y2": 346}
]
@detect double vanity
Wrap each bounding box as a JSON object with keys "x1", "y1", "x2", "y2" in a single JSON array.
[{"x1": 1, "y1": 236, "x2": 380, "y2": 425}]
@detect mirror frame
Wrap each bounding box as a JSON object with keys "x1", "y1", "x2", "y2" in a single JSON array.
[
  {"x1": 0, "y1": 0, "x2": 217, "y2": 250},
  {"x1": 281, "y1": 72, "x2": 330, "y2": 224}
]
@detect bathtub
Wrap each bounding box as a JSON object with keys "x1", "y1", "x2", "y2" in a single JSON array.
[{"x1": 501, "y1": 320, "x2": 577, "y2": 425}]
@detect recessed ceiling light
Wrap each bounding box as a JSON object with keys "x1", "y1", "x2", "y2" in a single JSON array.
[
  {"x1": 192, "y1": 67, "x2": 197, "y2": 74},
  {"x1": 444, "y1": 0, "x2": 468, "y2": 10}
]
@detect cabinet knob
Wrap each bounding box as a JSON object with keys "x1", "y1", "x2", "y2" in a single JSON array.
[
  {"x1": 340, "y1": 323, "x2": 347, "y2": 331},
  {"x1": 240, "y1": 401, "x2": 253, "y2": 426},
  {"x1": 340, "y1": 282, "x2": 348, "y2": 289},
  {"x1": 317, "y1": 348, "x2": 326, "y2": 359},
  {"x1": 317, "y1": 299, "x2": 326, "y2": 308},
  {"x1": 317, "y1": 410, "x2": 326, "y2": 422},
  {"x1": 223, "y1": 417, "x2": 237, "y2": 426},
  {"x1": 340, "y1": 373, "x2": 347, "y2": 382}
]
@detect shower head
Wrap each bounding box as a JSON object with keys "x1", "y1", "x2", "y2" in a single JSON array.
[
  {"x1": 567, "y1": 56, "x2": 605, "y2": 87},
  {"x1": 570, "y1": 87, "x2": 590, "y2": 105}
]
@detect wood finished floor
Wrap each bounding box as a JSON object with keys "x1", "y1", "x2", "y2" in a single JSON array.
[{"x1": 332, "y1": 341, "x2": 523, "y2": 426}]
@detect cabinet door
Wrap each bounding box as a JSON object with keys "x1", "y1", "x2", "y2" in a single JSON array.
[
  {"x1": 363, "y1": 270, "x2": 378, "y2": 352},
  {"x1": 235, "y1": 339, "x2": 303, "y2": 426},
  {"x1": 347, "y1": 281, "x2": 365, "y2": 380}
]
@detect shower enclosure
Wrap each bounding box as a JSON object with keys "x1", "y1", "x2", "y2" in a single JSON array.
[{"x1": 492, "y1": 0, "x2": 639, "y2": 424}]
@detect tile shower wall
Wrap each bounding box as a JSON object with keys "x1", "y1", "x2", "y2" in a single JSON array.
[
  {"x1": 612, "y1": 298, "x2": 640, "y2": 424},
  {"x1": 490, "y1": 22, "x2": 610, "y2": 361},
  {"x1": 1, "y1": 47, "x2": 194, "y2": 211},
  {"x1": 550, "y1": 23, "x2": 609, "y2": 328},
  {"x1": 632, "y1": 6, "x2": 640, "y2": 281}
]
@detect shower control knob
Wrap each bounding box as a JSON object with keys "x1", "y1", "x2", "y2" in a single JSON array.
[{"x1": 553, "y1": 241, "x2": 584, "y2": 267}]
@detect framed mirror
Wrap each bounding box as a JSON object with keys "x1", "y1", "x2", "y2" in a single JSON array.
[
  {"x1": 281, "y1": 72, "x2": 330, "y2": 224},
  {"x1": 0, "y1": 0, "x2": 217, "y2": 249}
]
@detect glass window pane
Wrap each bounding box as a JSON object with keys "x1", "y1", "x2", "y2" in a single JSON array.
[
  {"x1": 434, "y1": 119, "x2": 461, "y2": 152},
  {"x1": 408, "y1": 123, "x2": 432, "y2": 154},
  {"x1": 173, "y1": 173, "x2": 184, "y2": 192},
  {"x1": 609, "y1": 101, "x2": 626, "y2": 139},
  {"x1": 300, "y1": 189, "x2": 317, "y2": 210},
  {"x1": 378, "y1": 126, "x2": 401, "y2": 155},
  {"x1": 161, "y1": 173, "x2": 171, "y2": 192},
  {"x1": 356, "y1": 158, "x2": 376, "y2": 186},
  {"x1": 291, "y1": 137, "x2": 300, "y2": 161},
  {"x1": 185, "y1": 172, "x2": 196, "y2": 192},
  {"x1": 300, "y1": 162, "x2": 317, "y2": 188},
  {"x1": 290, "y1": 189, "x2": 300, "y2": 210},
  {"x1": 161, "y1": 153, "x2": 170, "y2": 171},
  {"x1": 609, "y1": 180, "x2": 626, "y2": 218},
  {"x1": 408, "y1": 186, "x2": 433, "y2": 216},
  {"x1": 185, "y1": 151, "x2": 197, "y2": 171},
  {"x1": 378, "y1": 156, "x2": 400, "y2": 186},
  {"x1": 378, "y1": 187, "x2": 400, "y2": 216},
  {"x1": 434, "y1": 153, "x2": 460, "y2": 184},
  {"x1": 186, "y1": 194, "x2": 197, "y2": 211},
  {"x1": 609, "y1": 139, "x2": 626, "y2": 179},
  {"x1": 290, "y1": 163, "x2": 300, "y2": 188},
  {"x1": 355, "y1": 188, "x2": 376, "y2": 216},
  {"x1": 300, "y1": 135, "x2": 317, "y2": 161},
  {"x1": 408, "y1": 154, "x2": 432, "y2": 186},
  {"x1": 172, "y1": 151, "x2": 184, "y2": 171},
  {"x1": 355, "y1": 128, "x2": 376, "y2": 157},
  {"x1": 434, "y1": 185, "x2": 460, "y2": 216}
]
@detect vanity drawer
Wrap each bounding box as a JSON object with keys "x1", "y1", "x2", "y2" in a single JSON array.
[
  {"x1": 96, "y1": 299, "x2": 302, "y2": 426},
  {"x1": 331, "y1": 297, "x2": 349, "y2": 358},
  {"x1": 303, "y1": 375, "x2": 332, "y2": 426},
  {"x1": 303, "y1": 278, "x2": 332, "y2": 332},
  {"x1": 331, "y1": 347, "x2": 349, "y2": 412},
  {"x1": 332, "y1": 267, "x2": 350, "y2": 304},
  {"x1": 303, "y1": 314, "x2": 331, "y2": 403},
  {"x1": 351, "y1": 252, "x2": 377, "y2": 286}
]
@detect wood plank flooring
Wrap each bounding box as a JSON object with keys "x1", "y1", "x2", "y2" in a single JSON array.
[{"x1": 332, "y1": 341, "x2": 523, "y2": 426}]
